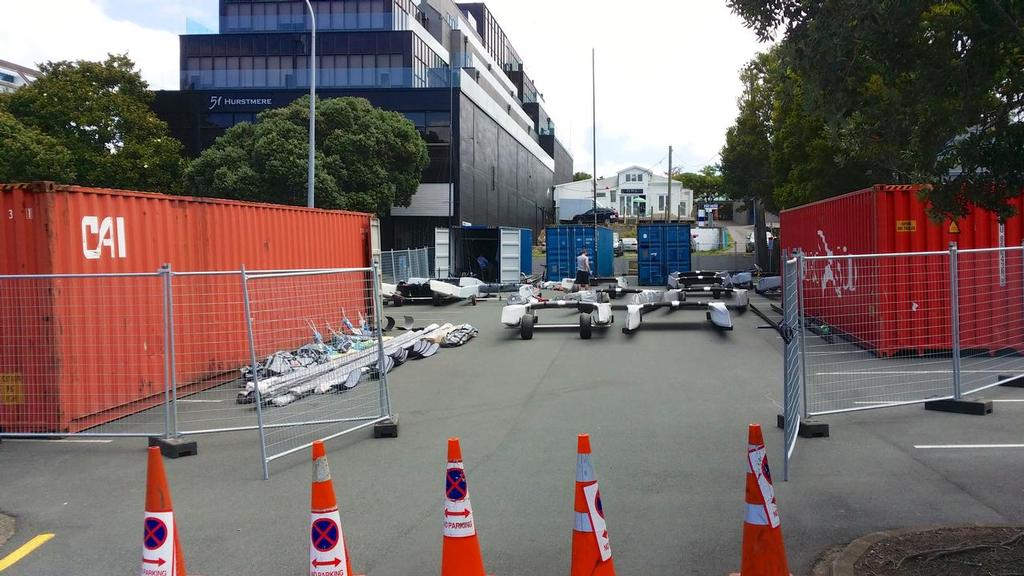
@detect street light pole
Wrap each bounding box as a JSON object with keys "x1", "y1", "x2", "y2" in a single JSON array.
[
  {"x1": 304, "y1": 0, "x2": 317, "y2": 208},
  {"x1": 591, "y1": 48, "x2": 597, "y2": 234}
]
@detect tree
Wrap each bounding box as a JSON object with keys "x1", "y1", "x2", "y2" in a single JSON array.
[
  {"x1": 572, "y1": 171, "x2": 592, "y2": 181},
  {"x1": 674, "y1": 166, "x2": 723, "y2": 206},
  {"x1": 719, "y1": 52, "x2": 777, "y2": 210},
  {"x1": 0, "y1": 110, "x2": 76, "y2": 183},
  {"x1": 726, "y1": 0, "x2": 1024, "y2": 218},
  {"x1": 186, "y1": 97, "x2": 429, "y2": 215},
  {"x1": 3, "y1": 54, "x2": 184, "y2": 192}
]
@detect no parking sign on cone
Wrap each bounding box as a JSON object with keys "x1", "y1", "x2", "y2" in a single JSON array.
[{"x1": 141, "y1": 446, "x2": 186, "y2": 576}]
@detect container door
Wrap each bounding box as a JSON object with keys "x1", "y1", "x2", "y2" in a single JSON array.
[
  {"x1": 663, "y1": 224, "x2": 691, "y2": 275},
  {"x1": 638, "y1": 225, "x2": 664, "y2": 286},
  {"x1": 519, "y1": 228, "x2": 533, "y2": 276},
  {"x1": 499, "y1": 227, "x2": 522, "y2": 284},
  {"x1": 370, "y1": 218, "x2": 382, "y2": 282},
  {"x1": 434, "y1": 227, "x2": 450, "y2": 278}
]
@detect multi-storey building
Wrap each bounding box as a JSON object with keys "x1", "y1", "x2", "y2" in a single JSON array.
[
  {"x1": 153, "y1": 0, "x2": 573, "y2": 248},
  {"x1": 0, "y1": 60, "x2": 40, "y2": 93}
]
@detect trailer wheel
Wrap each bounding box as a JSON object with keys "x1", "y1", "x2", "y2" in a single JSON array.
[
  {"x1": 520, "y1": 314, "x2": 535, "y2": 340},
  {"x1": 392, "y1": 295, "x2": 404, "y2": 307},
  {"x1": 736, "y1": 304, "x2": 748, "y2": 315},
  {"x1": 579, "y1": 314, "x2": 592, "y2": 339},
  {"x1": 622, "y1": 327, "x2": 635, "y2": 335},
  {"x1": 706, "y1": 311, "x2": 712, "y2": 322},
  {"x1": 432, "y1": 293, "x2": 443, "y2": 306}
]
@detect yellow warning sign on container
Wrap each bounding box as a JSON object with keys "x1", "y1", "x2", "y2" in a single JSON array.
[
  {"x1": 896, "y1": 220, "x2": 917, "y2": 232},
  {"x1": 1, "y1": 373, "x2": 23, "y2": 405},
  {"x1": 948, "y1": 221, "x2": 960, "y2": 234}
]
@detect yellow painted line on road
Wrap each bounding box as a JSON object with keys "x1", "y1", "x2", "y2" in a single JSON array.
[{"x1": 0, "y1": 533, "x2": 54, "y2": 572}]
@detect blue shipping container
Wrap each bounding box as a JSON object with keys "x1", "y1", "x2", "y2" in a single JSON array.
[
  {"x1": 520, "y1": 228, "x2": 533, "y2": 277},
  {"x1": 637, "y1": 223, "x2": 691, "y2": 285},
  {"x1": 545, "y1": 225, "x2": 613, "y2": 280}
]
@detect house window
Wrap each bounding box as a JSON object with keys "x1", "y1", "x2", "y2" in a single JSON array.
[
  {"x1": 637, "y1": 174, "x2": 643, "y2": 182},
  {"x1": 659, "y1": 196, "x2": 665, "y2": 211}
]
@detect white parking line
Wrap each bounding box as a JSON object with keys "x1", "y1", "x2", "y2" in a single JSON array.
[
  {"x1": 914, "y1": 444, "x2": 1024, "y2": 449},
  {"x1": 992, "y1": 399, "x2": 1024, "y2": 402}
]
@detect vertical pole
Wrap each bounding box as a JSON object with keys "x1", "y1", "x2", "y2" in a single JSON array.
[
  {"x1": 592, "y1": 47, "x2": 597, "y2": 233},
  {"x1": 370, "y1": 264, "x2": 392, "y2": 418},
  {"x1": 665, "y1": 145, "x2": 672, "y2": 222},
  {"x1": 305, "y1": 0, "x2": 317, "y2": 208},
  {"x1": 949, "y1": 242, "x2": 962, "y2": 400},
  {"x1": 241, "y1": 266, "x2": 270, "y2": 480},
  {"x1": 159, "y1": 264, "x2": 172, "y2": 440},
  {"x1": 166, "y1": 263, "x2": 179, "y2": 437},
  {"x1": 797, "y1": 250, "x2": 809, "y2": 419}
]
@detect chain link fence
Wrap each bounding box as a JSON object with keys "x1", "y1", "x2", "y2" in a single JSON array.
[
  {"x1": 781, "y1": 244, "x2": 1024, "y2": 478},
  {"x1": 791, "y1": 244, "x2": 1024, "y2": 417},
  {"x1": 0, "y1": 272, "x2": 169, "y2": 437},
  {"x1": 380, "y1": 247, "x2": 433, "y2": 283},
  {"x1": 242, "y1": 267, "x2": 393, "y2": 478},
  {"x1": 781, "y1": 256, "x2": 803, "y2": 481},
  {"x1": 0, "y1": 265, "x2": 397, "y2": 479}
]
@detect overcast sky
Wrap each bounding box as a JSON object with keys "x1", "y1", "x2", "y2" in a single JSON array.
[{"x1": 3, "y1": 0, "x2": 765, "y2": 177}]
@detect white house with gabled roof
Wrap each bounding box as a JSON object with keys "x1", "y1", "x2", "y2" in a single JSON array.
[{"x1": 552, "y1": 165, "x2": 693, "y2": 221}]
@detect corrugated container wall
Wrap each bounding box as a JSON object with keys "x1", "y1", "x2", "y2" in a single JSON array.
[
  {"x1": 545, "y1": 225, "x2": 613, "y2": 280},
  {"x1": 1, "y1": 183, "x2": 373, "y2": 432},
  {"x1": 780, "y1": 184, "x2": 1024, "y2": 356},
  {"x1": 638, "y1": 223, "x2": 692, "y2": 285}
]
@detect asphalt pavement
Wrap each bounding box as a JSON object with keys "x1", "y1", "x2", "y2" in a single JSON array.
[{"x1": 1, "y1": 292, "x2": 1022, "y2": 575}]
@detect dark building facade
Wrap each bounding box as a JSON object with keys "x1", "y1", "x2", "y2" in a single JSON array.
[{"x1": 153, "y1": 0, "x2": 572, "y2": 249}]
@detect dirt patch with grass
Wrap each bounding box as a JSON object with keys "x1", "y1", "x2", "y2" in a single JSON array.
[{"x1": 852, "y1": 526, "x2": 1024, "y2": 576}]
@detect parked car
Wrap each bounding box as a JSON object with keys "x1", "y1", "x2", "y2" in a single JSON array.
[
  {"x1": 621, "y1": 237, "x2": 638, "y2": 252},
  {"x1": 745, "y1": 230, "x2": 776, "y2": 252},
  {"x1": 571, "y1": 207, "x2": 620, "y2": 224},
  {"x1": 613, "y1": 233, "x2": 623, "y2": 256}
]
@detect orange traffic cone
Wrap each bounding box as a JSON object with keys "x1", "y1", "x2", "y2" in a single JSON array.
[
  {"x1": 730, "y1": 424, "x2": 791, "y2": 576},
  {"x1": 442, "y1": 438, "x2": 490, "y2": 576},
  {"x1": 309, "y1": 440, "x2": 362, "y2": 576},
  {"x1": 141, "y1": 446, "x2": 186, "y2": 576},
  {"x1": 570, "y1": 434, "x2": 615, "y2": 576}
]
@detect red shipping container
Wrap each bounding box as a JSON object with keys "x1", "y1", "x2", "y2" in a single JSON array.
[
  {"x1": 1, "y1": 182, "x2": 374, "y2": 432},
  {"x1": 780, "y1": 184, "x2": 1024, "y2": 356}
]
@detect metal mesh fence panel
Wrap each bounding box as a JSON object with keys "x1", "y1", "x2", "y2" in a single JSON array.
[
  {"x1": 243, "y1": 268, "x2": 391, "y2": 477},
  {"x1": 380, "y1": 248, "x2": 432, "y2": 284},
  {"x1": 800, "y1": 251, "x2": 957, "y2": 415},
  {"x1": 170, "y1": 271, "x2": 256, "y2": 435},
  {"x1": 782, "y1": 257, "x2": 802, "y2": 480},
  {"x1": 0, "y1": 272, "x2": 169, "y2": 437},
  {"x1": 957, "y1": 246, "x2": 1024, "y2": 396}
]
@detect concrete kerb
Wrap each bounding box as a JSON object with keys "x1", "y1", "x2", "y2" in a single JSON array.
[{"x1": 823, "y1": 525, "x2": 1024, "y2": 576}]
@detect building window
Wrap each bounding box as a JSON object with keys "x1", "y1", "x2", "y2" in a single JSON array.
[
  {"x1": 658, "y1": 196, "x2": 665, "y2": 211},
  {"x1": 637, "y1": 174, "x2": 643, "y2": 182}
]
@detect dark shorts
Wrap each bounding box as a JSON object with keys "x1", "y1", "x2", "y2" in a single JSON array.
[{"x1": 575, "y1": 270, "x2": 591, "y2": 285}]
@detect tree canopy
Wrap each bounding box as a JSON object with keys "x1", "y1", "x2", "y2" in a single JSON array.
[
  {"x1": 186, "y1": 96, "x2": 429, "y2": 216},
  {"x1": 1, "y1": 54, "x2": 184, "y2": 192},
  {"x1": 673, "y1": 166, "x2": 724, "y2": 206},
  {"x1": 572, "y1": 171, "x2": 593, "y2": 181},
  {"x1": 723, "y1": 0, "x2": 1024, "y2": 218}
]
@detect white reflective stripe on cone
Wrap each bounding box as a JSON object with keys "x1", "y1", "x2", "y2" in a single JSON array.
[
  {"x1": 574, "y1": 511, "x2": 594, "y2": 532},
  {"x1": 745, "y1": 503, "x2": 770, "y2": 526},
  {"x1": 576, "y1": 454, "x2": 595, "y2": 482}
]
